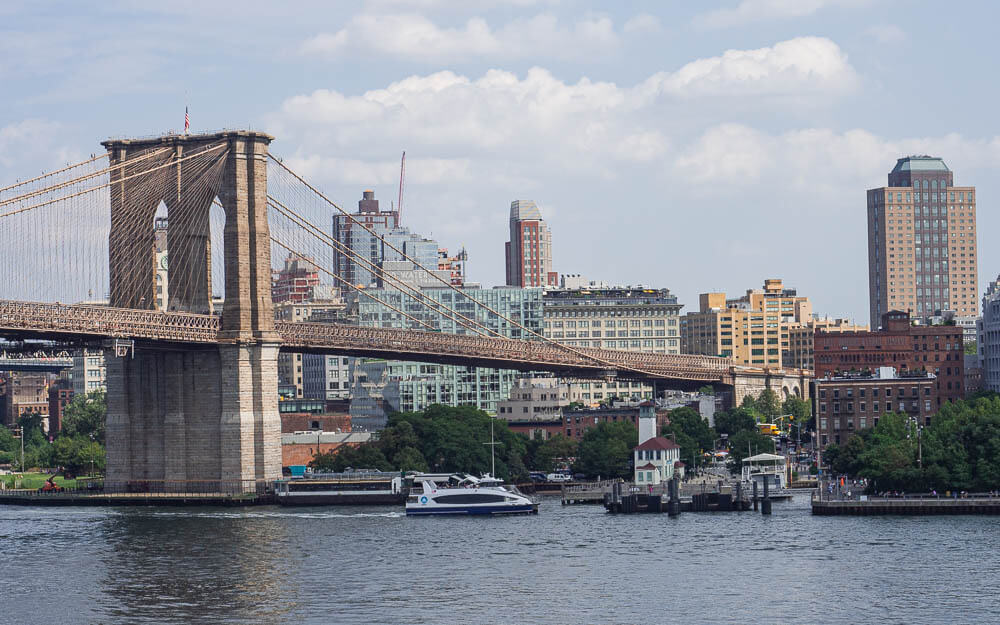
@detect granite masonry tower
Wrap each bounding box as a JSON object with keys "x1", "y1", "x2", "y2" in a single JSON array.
[{"x1": 101, "y1": 131, "x2": 280, "y2": 490}]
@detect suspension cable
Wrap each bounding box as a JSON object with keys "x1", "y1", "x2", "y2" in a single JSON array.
[
  {"x1": 0, "y1": 152, "x2": 109, "y2": 195},
  {"x1": 266, "y1": 154, "x2": 663, "y2": 377},
  {"x1": 0, "y1": 143, "x2": 226, "y2": 220},
  {"x1": 267, "y1": 194, "x2": 496, "y2": 336}
]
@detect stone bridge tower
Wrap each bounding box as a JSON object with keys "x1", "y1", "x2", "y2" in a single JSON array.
[{"x1": 101, "y1": 131, "x2": 280, "y2": 490}]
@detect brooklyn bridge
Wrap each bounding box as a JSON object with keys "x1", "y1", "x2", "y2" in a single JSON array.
[{"x1": 0, "y1": 130, "x2": 808, "y2": 489}]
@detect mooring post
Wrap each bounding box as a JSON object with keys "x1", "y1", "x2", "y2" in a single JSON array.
[
  {"x1": 667, "y1": 475, "x2": 681, "y2": 517},
  {"x1": 753, "y1": 480, "x2": 759, "y2": 511},
  {"x1": 762, "y1": 476, "x2": 772, "y2": 515}
]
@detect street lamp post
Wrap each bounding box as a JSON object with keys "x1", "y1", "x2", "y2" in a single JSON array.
[{"x1": 907, "y1": 416, "x2": 923, "y2": 470}]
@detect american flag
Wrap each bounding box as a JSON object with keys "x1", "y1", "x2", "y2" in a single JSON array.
[{"x1": 184, "y1": 106, "x2": 189, "y2": 134}]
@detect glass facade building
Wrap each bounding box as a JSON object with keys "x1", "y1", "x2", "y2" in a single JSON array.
[{"x1": 348, "y1": 287, "x2": 544, "y2": 430}]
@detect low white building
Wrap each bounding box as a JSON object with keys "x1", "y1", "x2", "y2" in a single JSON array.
[{"x1": 633, "y1": 404, "x2": 682, "y2": 485}]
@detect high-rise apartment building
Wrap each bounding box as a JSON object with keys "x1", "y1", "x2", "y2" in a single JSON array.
[
  {"x1": 331, "y1": 190, "x2": 440, "y2": 289},
  {"x1": 867, "y1": 156, "x2": 978, "y2": 327},
  {"x1": 272, "y1": 253, "x2": 320, "y2": 304},
  {"x1": 505, "y1": 200, "x2": 557, "y2": 287},
  {"x1": 681, "y1": 279, "x2": 811, "y2": 367},
  {"x1": 978, "y1": 276, "x2": 1000, "y2": 393}
]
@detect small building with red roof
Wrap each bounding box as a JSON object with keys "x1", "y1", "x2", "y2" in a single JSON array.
[{"x1": 633, "y1": 432, "x2": 683, "y2": 485}]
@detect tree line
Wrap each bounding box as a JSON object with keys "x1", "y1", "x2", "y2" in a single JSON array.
[
  {"x1": 0, "y1": 390, "x2": 106, "y2": 476},
  {"x1": 823, "y1": 393, "x2": 1000, "y2": 492},
  {"x1": 310, "y1": 390, "x2": 809, "y2": 481}
]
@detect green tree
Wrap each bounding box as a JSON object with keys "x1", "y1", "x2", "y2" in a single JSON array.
[
  {"x1": 726, "y1": 429, "x2": 776, "y2": 474},
  {"x1": 391, "y1": 446, "x2": 429, "y2": 472},
  {"x1": 0, "y1": 426, "x2": 17, "y2": 454},
  {"x1": 964, "y1": 341, "x2": 977, "y2": 355},
  {"x1": 714, "y1": 407, "x2": 757, "y2": 437},
  {"x1": 60, "y1": 390, "x2": 106, "y2": 444},
  {"x1": 698, "y1": 385, "x2": 715, "y2": 396},
  {"x1": 661, "y1": 407, "x2": 715, "y2": 468},
  {"x1": 51, "y1": 435, "x2": 105, "y2": 476},
  {"x1": 307, "y1": 405, "x2": 530, "y2": 481},
  {"x1": 529, "y1": 434, "x2": 578, "y2": 472},
  {"x1": 573, "y1": 421, "x2": 637, "y2": 479},
  {"x1": 754, "y1": 389, "x2": 782, "y2": 420}
]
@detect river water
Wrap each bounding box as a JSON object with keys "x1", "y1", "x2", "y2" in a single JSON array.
[{"x1": 2, "y1": 493, "x2": 998, "y2": 624}]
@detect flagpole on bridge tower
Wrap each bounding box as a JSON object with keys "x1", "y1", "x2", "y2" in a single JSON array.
[{"x1": 184, "y1": 105, "x2": 190, "y2": 135}]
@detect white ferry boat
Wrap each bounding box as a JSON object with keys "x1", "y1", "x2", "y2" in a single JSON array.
[
  {"x1": 275, "y1": 471, "x2": 405, "y2": 506},
  {"x1": 405, "y1": 474, "x2": 538, "y2": 516}
]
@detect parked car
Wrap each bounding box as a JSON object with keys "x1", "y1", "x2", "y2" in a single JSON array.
[{"x1": 546, "y1": 473, "x2": 572, "y2": 482}]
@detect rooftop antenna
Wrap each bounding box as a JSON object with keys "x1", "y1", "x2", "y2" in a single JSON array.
[{"x1": 397, "y1": 150, "x2": 406, "y2": 225}]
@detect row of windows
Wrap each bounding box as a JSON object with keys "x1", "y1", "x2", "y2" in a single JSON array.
[
  {"x1": 820, "y1": 400, "x2": 931, "y2": 414},
  {"x1": 547, "y1": 319, "x2": 670, "y2": 328}
]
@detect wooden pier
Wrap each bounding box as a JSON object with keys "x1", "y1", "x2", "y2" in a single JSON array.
[
  {"x1": 562, "y1": 479, "x2": 761, "y2": 513},
  {"x1": 812, "y1": 492, "x2": 1000, "y2": 515}
]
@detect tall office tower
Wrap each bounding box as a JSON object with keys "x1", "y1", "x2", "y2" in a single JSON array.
[
  {"x1": 505, "y1": 200, "x2": 557, "y2": 287},
  {"x1": 332, "y1": 190, "x2": 399, "y2": 288},
  {"x1": 867, "y1": 156, "x2": 978, "y2": 327},
  {"x1": 332, "y1": 189, "x2": 442, "y2": 289}
]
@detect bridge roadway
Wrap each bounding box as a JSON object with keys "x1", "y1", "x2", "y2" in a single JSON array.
[{"x1": 0, "y1": 300, "x2": 732, "y2": 384}]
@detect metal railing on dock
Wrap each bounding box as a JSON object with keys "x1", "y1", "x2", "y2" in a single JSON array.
[{"x1": 0, "y1": 479, "x2": 272, "y2": 504}]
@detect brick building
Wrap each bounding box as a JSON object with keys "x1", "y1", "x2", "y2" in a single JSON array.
[
  {"x1": 561, "y1": 402, "x2": 668, "y2": 441},
  {"x1": 47, "y1": 384, "x2": 73, "y2": 433},
  {"x1": 279, "y1": 412, "x2": 351, "y2": 434},
  {"x1": 814, "y1": 310, "x2": 964, "y2": 405},
  {"x1": 506, "y1": 419, "x2": 564, "y2": 440},
  {"x1": 815, "y1": 367, "x2": 937, "y2": 447},
  {"x1": 281, "y1": 431, "x2": 371, "y2": 467}
]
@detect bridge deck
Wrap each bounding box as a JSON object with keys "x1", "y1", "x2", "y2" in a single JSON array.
[{"x1": 0, "y1": 300, "x2": 740, "y2": 382}]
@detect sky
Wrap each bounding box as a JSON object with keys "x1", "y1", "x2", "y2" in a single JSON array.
[{"x1": 2, "y1": 0, "x2": 999, "y2": 324}]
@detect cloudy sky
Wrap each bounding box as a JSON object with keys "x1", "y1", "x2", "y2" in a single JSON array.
[{"x1": 3, "y1": 0, "x2": 998, "y2": 323}]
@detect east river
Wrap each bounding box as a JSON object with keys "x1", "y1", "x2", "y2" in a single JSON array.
[{"x1": 3, "y1": 493, "x2": 999, "y2": 624}]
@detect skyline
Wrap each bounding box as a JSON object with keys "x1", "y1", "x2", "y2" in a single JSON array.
[{"x1": 3, "y1": 1, "x2": 999, "y2": 323}]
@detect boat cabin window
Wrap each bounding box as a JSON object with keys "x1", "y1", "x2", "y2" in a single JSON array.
[{"x1": 432, "y1": 494, "x2": 507, "y2": 504}]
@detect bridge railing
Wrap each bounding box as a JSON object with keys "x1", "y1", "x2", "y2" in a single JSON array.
[{"x1": 0, "y1": 478, "x2": 270, "y2": 497}]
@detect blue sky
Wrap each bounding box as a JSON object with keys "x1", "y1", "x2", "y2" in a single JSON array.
[{"x1": 2, "y1": 0, "x2": 999, "y2": 323}]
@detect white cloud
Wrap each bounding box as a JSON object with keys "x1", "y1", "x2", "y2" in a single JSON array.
[
  {"x1": 623, "y1": 13, "x2": 662, "y2": 34},
  {"x1": 695, "y1": 0, "x2": 869, "y2": 29},
  {"x1": 300, "y1": 13, "x2": 617, "y2": 61},
  {"x1": 644, "y1": 36, "x2": 857, "y2": 97},
  {"x1": 0, "y1": 119, "x2": 81, "y2": 172},
  {"x1": 675, "y1": 123, "x2": 1000, "y2": 192},
  {"x1": 271, "y1": 38, "x2": 858, "y2": 193}
]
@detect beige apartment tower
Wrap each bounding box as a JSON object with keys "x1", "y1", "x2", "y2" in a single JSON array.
[
  {"x1": 867, "y1": 156, "x2": 978, "y2": 327},
  {"x1": 681, "y1": 279, "x2": 813, "y2": 367}
]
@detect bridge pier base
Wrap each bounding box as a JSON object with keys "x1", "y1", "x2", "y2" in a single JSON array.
[{"x1": 105, "y1": 343, "x2": 280, "y2": 493}]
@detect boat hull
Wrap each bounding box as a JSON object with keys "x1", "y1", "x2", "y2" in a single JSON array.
[{"x1": 406, "y1": 503, "x2": 538, "y2": 516}]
